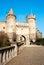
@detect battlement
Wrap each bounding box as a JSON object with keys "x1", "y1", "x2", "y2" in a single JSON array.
[
  {"x1": 27, "y1": 14, "x2": 36, "y2": 20},
  {"x1": 16, "y1": 22, "x2": 29, "y2": 27}
]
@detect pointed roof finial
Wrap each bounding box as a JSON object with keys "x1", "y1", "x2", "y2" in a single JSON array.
[{"x1": 8, "y1": 8, "x2": 14, "y2": 15}]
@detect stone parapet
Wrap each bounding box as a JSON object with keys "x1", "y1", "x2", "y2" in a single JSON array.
[{"x1": 0, "y1": 45, "x2": 18, "y2": 65}]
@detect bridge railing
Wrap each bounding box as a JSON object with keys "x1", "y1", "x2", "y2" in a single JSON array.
[
  {"x1": 0, "y1": 42, "x2": 25, "y2": 65},
  {"x1": 0, "y1": 45, "x2": 17, "y2": 65},
  {"x1": 17, "y1": 41, "x2": 25, "y2": 54}
]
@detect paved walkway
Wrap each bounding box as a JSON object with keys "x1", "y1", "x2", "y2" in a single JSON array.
[{"x1": 6, "y1": 46, "x2": 44, "y2": 65}]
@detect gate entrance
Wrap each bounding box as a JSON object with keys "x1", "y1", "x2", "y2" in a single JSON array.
[{"x1": 20, "y1": 35, "x2": 26, "y2": 44}]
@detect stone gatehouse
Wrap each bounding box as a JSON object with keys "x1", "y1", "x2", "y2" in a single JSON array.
[{"x1": 0, "y1": 8, "x2": 42, "y2": 45}]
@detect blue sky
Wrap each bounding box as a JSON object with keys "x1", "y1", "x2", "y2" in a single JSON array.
[{"x1": 0, "y1": 0, "x2": 44, "y2": 37}]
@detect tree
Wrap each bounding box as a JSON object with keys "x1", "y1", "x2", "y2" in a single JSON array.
[
  {"x1": 0, "y1": 31, "x2": 11, "y2": 47},
  {"x1": 12, "y1": 32, "x2": 16, "y2": 42}
]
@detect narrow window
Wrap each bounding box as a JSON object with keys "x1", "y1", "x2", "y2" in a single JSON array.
[{"x1": 3, "y1": 27, "x2": 5, "y2": 29}]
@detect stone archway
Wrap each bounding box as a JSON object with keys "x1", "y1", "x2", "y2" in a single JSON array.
[
  {"x1": 20, "y1": 35, "x2": 26, "y2": 44},
  {"x1": 16, "y1": 34, "x2": 30, "y2": 45}
]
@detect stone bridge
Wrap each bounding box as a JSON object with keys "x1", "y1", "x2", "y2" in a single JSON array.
[
  {"x1": 0, "y1": 43, "x2": 44, "y2": 65},
  {"x1": 0, "y1": 42, "x2": 25, "y2": 65}
]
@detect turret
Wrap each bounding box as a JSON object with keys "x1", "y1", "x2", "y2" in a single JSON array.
[
  {"x1": 6, "y1": 8, "x2": 16, "y2": 42},
  {"x1": 27, "y1": 14, "x2": 36, "y2": 42}
]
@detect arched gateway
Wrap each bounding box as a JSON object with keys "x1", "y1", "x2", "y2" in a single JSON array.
[
  {"x1": 20, "y1": 35, "x2": 26, "y2": 44},
  {"x1": 16, "y1": 34, "x2": 30, "y2": 45},
  {"x1": 16, "y1": 22, "x2": 30, "y2": 45}
]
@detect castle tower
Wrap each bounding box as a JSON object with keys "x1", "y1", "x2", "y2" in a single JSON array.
[
  {"x1": 27, "y1": 14, "x2": 36, "y2": 42},
  {"x1": 6, "y1": 8, "x2": 16, "y2": 42}
]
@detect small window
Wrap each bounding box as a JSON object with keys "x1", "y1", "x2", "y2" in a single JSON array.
[
  {"x1": 3, "y1": 27, "x2": 5, "y2": 29},
  {"x1": 21, "y1": 29, "x2": 23, "y2": 30}
]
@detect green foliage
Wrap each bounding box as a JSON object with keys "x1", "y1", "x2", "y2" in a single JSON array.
[
  {"x1": 35, "y1": 38, "x2": 44, "y2": 45},
  {"x1": 0, "y1": 31, "x2": 11, "y2": 47}
]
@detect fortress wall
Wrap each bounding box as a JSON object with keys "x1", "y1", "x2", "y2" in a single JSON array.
[{"x1": 36, "y1": 29, "x2": 42, "y2": 39}]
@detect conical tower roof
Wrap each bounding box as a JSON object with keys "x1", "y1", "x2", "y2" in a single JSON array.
[{"x1": 8, "y1": 8, "x2": 14, "y2": 15}]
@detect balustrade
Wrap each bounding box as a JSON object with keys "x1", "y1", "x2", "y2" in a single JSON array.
[{"x1": 0, "y1": 45, "x2": 17, "y2": 65}]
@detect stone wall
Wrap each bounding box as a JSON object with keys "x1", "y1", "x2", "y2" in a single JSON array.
[{"x1": 36, "y1": 29, "x2": 42, "y2": 39}]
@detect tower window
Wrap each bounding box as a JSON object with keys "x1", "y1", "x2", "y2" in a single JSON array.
[{"x1": 3, "y1": 27, "x2": 5, "y2": 29}]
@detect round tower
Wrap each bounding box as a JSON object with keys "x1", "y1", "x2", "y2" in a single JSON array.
[
  {"x1": 6, "y1": 8, "x2": 16, "y2": 42},
  {"x1": 27, "y1": 14, "x2": 36, "y2": 42}
]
